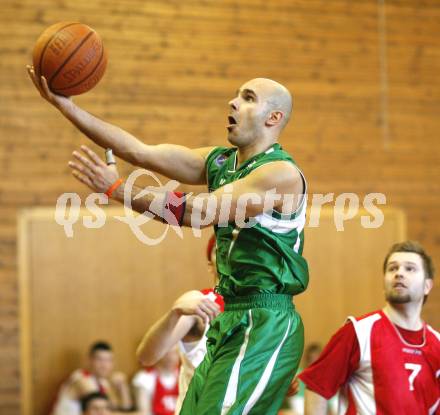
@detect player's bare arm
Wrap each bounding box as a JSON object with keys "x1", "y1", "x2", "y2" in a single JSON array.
[
  {"x1": 27, "y1": 66, "x2": 213, "y2": 184},
  {"x1": 135, "y1": 388, "x2": 153, "y2": 415},
  {"x1": 119, "y1": 159, "x2": 303, "y2": 227},
  {"x1": 304, "y1": 389, "x2": 328, "y2": 415},
  {"x1": 110, "y1": 372, "x2": 133, "y2": 410},
  {"x1": 204, "y1": 160, "x2": 304, "y2": 222},
  {"x1": 285, "y1": 377, "x2": 300, "y2": 397},
  {"x1": 69, "y1": 146, "x2": 304, "y2": 228},
  {"x1": 136, "y1": 290, "x2": 220, "y2": 367},
  {"x1": 72, "y1": 376, "x2": 101, "y2": 398}
]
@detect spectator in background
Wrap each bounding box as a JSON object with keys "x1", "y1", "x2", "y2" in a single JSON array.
[
  {"x1": 80, "y1": 392, "x2": 110, "y2": 415},
  {"x1": 132, "y1": 348, "x2": 180, "y2": 415},
  {"x1": 51, "y1": 341, "x2": 132, "y2": 415}
]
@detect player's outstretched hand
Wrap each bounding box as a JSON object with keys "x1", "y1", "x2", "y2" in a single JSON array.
[
  {"x1": 172, "y1": 290, "x2": 221, "y2": 322},
  {"x1": 286, "y1": 377, "x2": 300, "y2": 397},
  {"x1": 26, "y1": 64, "x2": 71, "y2": 109},
  {"x1": 68, "y1": 145, "x2": 120, "y2": 194}
]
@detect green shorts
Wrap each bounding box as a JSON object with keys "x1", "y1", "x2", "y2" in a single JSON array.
[{"x1": 180, "y1": 293, "x2": 304, "y2": 415}]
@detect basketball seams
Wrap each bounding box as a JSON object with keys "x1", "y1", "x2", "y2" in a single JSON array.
[
  {"x1": 37, "y1": 22, "x2": 82, "y2": 79},
  {"x1": 34, "y1": 22, "x2": 106, "y2": 96},
  {"x1": 54, "y1": 44, "x2": 106, "y2": 93},
  {"x1": 48, "y1": 30, "x2": 95, "y2": 90}
]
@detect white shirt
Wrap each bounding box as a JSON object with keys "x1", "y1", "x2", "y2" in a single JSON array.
[{"x1": 174, "y1": 325, "x2": 209, "y2": 415}]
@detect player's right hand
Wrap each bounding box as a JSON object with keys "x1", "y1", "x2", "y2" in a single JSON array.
[
  {"x1": 286, "y1": 377, "x2": 300, "y2": 397},
  {"x1": 172, "y1": 290, "x2": 220, "y2": 322},
  {"x1": 26, "y1": 65, "x2": 72, "y2": 109}
]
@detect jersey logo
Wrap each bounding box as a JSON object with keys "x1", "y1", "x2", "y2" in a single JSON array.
[
  {"x1": 215, "y1": 154, "x2": 228, "y2": 167},
  {"x1": 402, "y1": 347, "x2": 422, "y2": 355}
]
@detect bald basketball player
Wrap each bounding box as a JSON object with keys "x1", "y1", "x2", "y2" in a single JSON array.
[{"x1": 28, "y1": 71, "x2": 309, "y2": 415}]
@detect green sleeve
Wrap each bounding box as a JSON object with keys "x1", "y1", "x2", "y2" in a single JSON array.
[{"x1": 205, "y1": 146, "x2": 229, "y2": 190}]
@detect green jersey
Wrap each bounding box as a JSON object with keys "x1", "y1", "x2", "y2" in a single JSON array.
[{"x1": 205, "y1": 143, "x2": 309, "y2": 298}]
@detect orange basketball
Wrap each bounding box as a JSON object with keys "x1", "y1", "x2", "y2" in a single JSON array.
[{"x1": 32, "y1": 22, "x2": 107, "y2": 96}]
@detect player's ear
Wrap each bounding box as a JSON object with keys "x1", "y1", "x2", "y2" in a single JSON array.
[
  {"x1": 265, "y1": 111, "x2": 283, "y2": 127},
  {"x1": 424, "y1": 278, "x2": 433, "y2": 295}
]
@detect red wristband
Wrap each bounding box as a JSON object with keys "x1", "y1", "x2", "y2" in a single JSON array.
[
  {"x1": 163, "y1": 191, "x2": 187, "y2": 226},
  {"x1": 105, "y1": 178, "x2": 123, "y2": 198}
]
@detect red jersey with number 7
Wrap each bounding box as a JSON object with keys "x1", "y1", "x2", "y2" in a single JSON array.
[{"x1": 299, "y1": 310, "x2": 440, "y2": 414}]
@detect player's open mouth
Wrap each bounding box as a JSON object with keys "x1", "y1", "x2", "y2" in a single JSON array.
[
  {"x1": 227, "y1": 115, "x2": 238, "y2": 131},
  {"x1": 393, "y1": 282, "x2": 407, "y2": 288}
]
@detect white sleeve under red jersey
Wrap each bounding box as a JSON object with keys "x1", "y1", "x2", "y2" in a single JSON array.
[{"x1": 299, "y1": 310, "x2": 440, "y2": 414}]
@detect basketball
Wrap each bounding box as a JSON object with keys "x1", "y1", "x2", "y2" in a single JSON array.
[{"x1": 32, "y1": 22, "x2": 107, "y2": 96}]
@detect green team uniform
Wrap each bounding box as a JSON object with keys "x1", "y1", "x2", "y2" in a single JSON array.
[{"x1": 181, "y1": 143, "x2": 309, "y2": 415}]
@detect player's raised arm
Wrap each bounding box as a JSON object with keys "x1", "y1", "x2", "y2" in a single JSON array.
[
  {"x1": 136, "y1": 290, "x2": 220, "y2": 367},
  {"x1": 135, "y1": 159, "x2": 304, "y2": 228},
  {"x1": 69, "y1": 147, "x2": 304, "y2": 228},
  {"x1": 195, "y1": 160, "x2": 304, "y2": 226},
  {"x1": 27, "y1": 66, "x2": 213, "y2": 184}
]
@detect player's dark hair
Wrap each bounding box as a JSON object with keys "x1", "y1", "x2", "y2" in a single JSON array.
[
  {"x1": 80, "y1": 392, "x2": 108, "y2": 411},
  {"x1": 383, "y1": 241, "x2": 435, "y2": 280},
  {"x1": 89, "y1": 340, "x2": 112, "y2": 356}
]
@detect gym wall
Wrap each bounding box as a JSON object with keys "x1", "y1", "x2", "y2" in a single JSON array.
[{"x1": 1, "y1": 1, "x2": 439, "y2": 413}]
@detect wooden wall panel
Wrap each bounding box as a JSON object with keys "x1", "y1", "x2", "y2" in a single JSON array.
[
  {"x1": 19, "y1": 207, "x2": 404, "y2": 415},
  {"x1": 19, "y1": 208, "x2": 215, "y2": 415},
  {"x1": 298, "y1": 208, "x2": 406, "y2": 346},
  {"x1": 1, "y1": 0, "x2": 439, "y2": 413}
]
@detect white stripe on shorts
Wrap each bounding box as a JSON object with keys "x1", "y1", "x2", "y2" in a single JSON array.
[
  {"x1": 221, "y1": 310, "x2": 253, "y2": 415},
  {"x1": 429, "y1": 398, "x2": 440, "y2": 415},
  {"x1": 242, "y1": 317, "x2": 292, "y2": 415}
]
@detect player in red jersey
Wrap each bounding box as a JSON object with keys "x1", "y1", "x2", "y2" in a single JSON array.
[
  {"x1": 289, "y1": 241, "x2": 440, "y2": 415},
  {"x1": 136, "y1": 236, "x2": 224, "y2": 414},
  {"x1": 132, "y1": 348, "x2": 180, "y2": 415}
]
